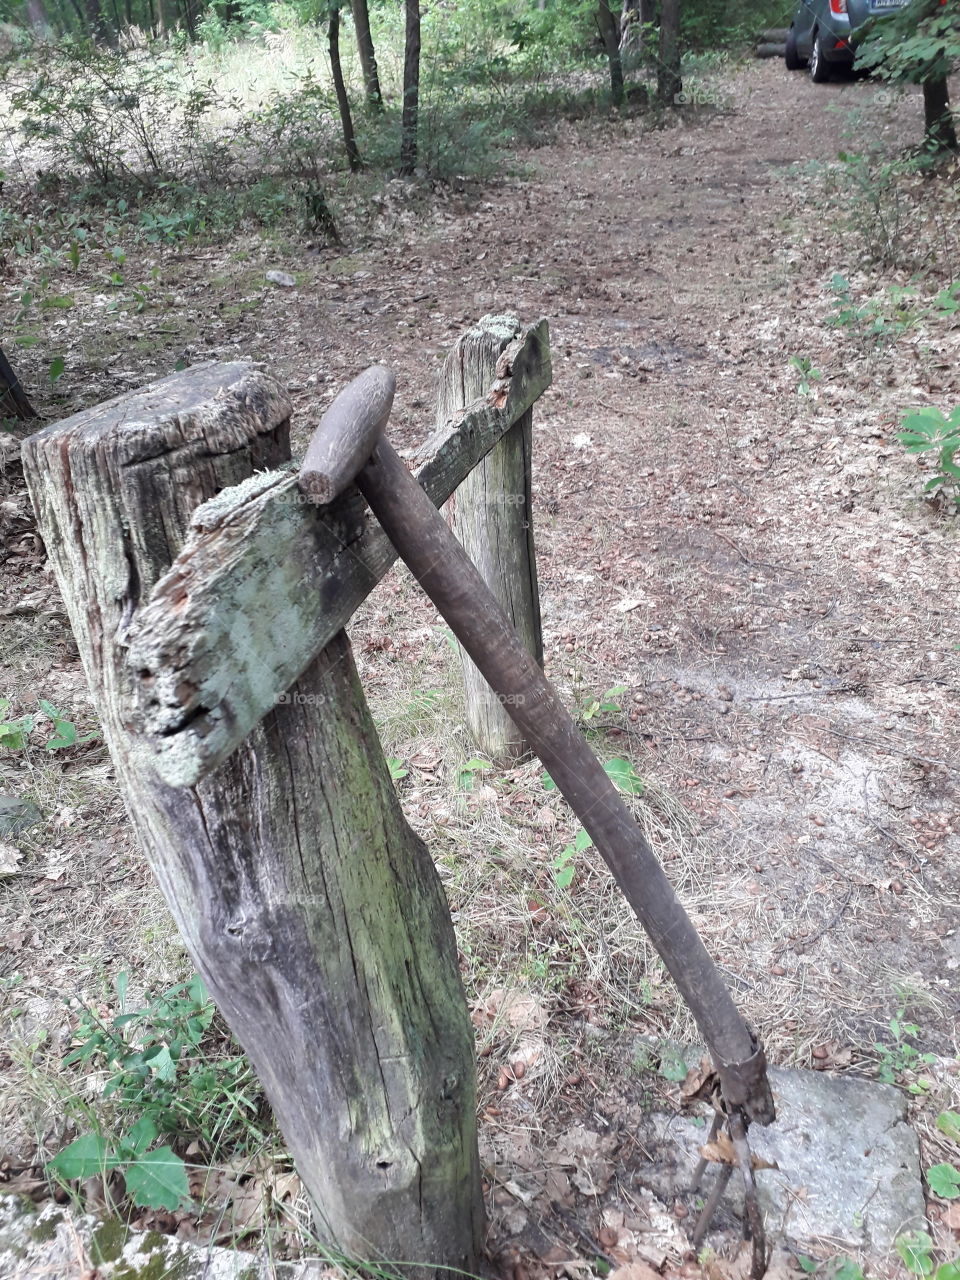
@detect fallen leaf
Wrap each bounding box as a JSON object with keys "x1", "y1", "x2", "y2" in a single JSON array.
[
  {"x1": 680, "y1": 1057, "x2": 715, "y2": 1101},
  {"x1": 571, "y1": 1160, "x2": 613, "y2": 1195},
  {"x1": 700, "y1": 1132, "x2": 736, "y2": 1165},
  {"x1": 472, "y1": 988, "x2": 549, "y2": 1032},
  {"x1": 699, "y1": 1132, "x2": 777, "y2": 1171},
  {"x1": 0, "y1": 844, "x2": 22, "y2": 877},
  {"x1": 609, "y1": 1263, "x2": 661, "y2": 1280},
  {"x1": 540, "y1": 1245, "x2": 575, "y2": 1266}
]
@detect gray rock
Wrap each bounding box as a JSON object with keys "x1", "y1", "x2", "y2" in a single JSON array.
[
  {"x1": 0, "y1": 1197, "x2": 329, "y2": 1279},
  {"x1": 0, "y1": 794, "x2": 42, "y2": 837},
  {"x1": 636, "y1": 1062, "x2": 926, "y2": 1253}
]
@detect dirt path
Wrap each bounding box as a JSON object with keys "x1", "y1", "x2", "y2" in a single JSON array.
[{"x1": 298, "y1": 59, "x2": 957, "y2": 1069}]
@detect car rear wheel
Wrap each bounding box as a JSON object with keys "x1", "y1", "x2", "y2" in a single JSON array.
[
  {"x1": 809, "y1": 30, "x2": 831, "y2": 82},
  {"x1": 785, "y1": 26, "x2": 806, "y2": 70}
]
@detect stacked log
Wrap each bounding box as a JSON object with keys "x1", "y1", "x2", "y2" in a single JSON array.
[{"x1": 756, "y1": 27, "x2": 788, "y2": 58}]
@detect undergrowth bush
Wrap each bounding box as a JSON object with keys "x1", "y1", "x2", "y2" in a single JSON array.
[
  {"x1": 3, "y1": 37, "x2": 242, "y2": 187},
  {"x1": 46, "y1": 973, "x2": 269, "y2": 1211},
  {"x1": 0, "y1": 0, "x2": 690, "y2": 236},
  {"x1": 819, "y1": 141, "x2": 960, "y2": 271}
]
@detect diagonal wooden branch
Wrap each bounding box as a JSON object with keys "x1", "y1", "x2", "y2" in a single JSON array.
[{"x1": 129, "y1": 318, "x2": 551, "y2": 787}]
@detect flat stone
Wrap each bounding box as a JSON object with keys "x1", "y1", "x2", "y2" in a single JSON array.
[
  {"x1": 636, "y1": 1061, "x2": 926, "y2": 1254},
  {"x1": 0, "y1": 1196, "x2": 329, "y2": 1279},
  {"x1": 0, "y1": 794, "x2": 42, "y2": 837}
]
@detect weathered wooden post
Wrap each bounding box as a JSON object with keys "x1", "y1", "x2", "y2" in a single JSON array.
[
  {"x1": 20, "y1": 363, "x2": 490, "y2": 1273},
  {"x1": 22, "y1": 323, "x2": 551, "y2": 1271},
  {"x1": 437, "y1": 315, "x2": 545, "y2": 763}
]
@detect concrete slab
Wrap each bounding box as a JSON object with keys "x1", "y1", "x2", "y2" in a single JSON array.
[
  {"x1": 635, "y1": 1062, "x2": 926, "y2": 1253},
  {"x1": 0, "y1": 795, "x2": 41, "y2": 838},
  {"x1": 0, "y1": 1196, "x2": 327, "y2": 1280}
]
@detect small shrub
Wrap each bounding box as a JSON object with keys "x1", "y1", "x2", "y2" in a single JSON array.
[
  {"x1": 827, "y1": 273, "x2": 920, "y2": 348},
  {"x1": 897, "y1": 404, "x2": 960, "y2": 511},
  {"x1": 872, "y1": 1004, "x2": 937, "y2": 1093},
  {"x1": 48, "y1": 972, "x2": 268, "y2": 1209},
  {"x1": 0, "y1": 697, "x2": 99, "y2": 752}
]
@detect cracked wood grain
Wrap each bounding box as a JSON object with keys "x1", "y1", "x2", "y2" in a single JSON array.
[
  {"x1": 129, "y1": 319, "x2": 551, "y2": 787},
  {"x1": 21, "y1": 361, "x2": 483, "y2": 1273},
  {"x1": 438, "y1": 314, "x2": 544, "y2": 762}
]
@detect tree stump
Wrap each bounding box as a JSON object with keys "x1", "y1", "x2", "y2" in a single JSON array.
[
  {"x1": 438, "y1": 314, "x2": 544, "y2": 763},
  {"x1": 21, "y1": 363, "x2": 483, "y2": 1274},
  {"x1": 0, "y1": 344, "x2": 37, "y2": 421}
]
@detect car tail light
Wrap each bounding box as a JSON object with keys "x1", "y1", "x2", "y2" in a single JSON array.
[{"x1": 829, "y1": 0, "x2": 847, "y2": 11}]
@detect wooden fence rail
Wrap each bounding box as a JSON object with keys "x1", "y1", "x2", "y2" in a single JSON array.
[
  {"x1": 130, "y1": 318, "x2": 550, "y2": 787},
  {"x1": 22, "y1": 315, "x2": 550, "y2": 1275}
]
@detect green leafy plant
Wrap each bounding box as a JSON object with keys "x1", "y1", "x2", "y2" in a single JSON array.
[
  {"x1": 49, "y1": 1119, "x2": 189, "y2": 1212},
  {"x1": 542, "y1": 756, "x2": 644, "y2": 796},
  {"x1": 856, "y1": 0, "x2": 960, "y2": 153},
  {"x1": 0, "y1": 698, "x2": 99, "y2": 751},
  {"x1": 828, "y1": 273, "x2": 919, "y2": 347},
  {"x1": 39, "y1": 700, "x2": 100, "y2": 750},
  {"x1": 928, "y1": 1111, "x2": 960, "y2": 1202},
  {"x1": 0, "y1": 699, "x2": 35, "y2": 751},
  {"x1": 828, "y1": 1262, "x2": 866, "y2": 1280},
  {"x1": 897, "y1": 1231, "x2": 937, "y2": 1277},
  {"x1": 578, "y1": 684, "x2": 627, "y2": 723},
  {"x1": 386, "y1": 757, "x2": 409, "y2": 782},
  {"x1": 552, "y1": 826, "x2": 592, "y2": 890},
  {"x1": 928, "y1": 1162, "x2": 960, "y2": 1199},
  {"x1": 457, "y1": 756, "x2": 491, "y2": 791},
  {"x1": 602, "y1": 758, "x2": 645, "y2": 795},
  {"x1": 932, "y1": 282, "x2": 960, "y2": 317},
  {"x1": 789, "y1": 355, "x2": 822, "y2": 398},
  {"x1": 799, "y1": 1242, "x2": 960, "y2": 1279},
  {"x1": 49, "y1": 973, "x2": 266, "y2": 1210},
  {"x1": 897, "y1": 405, "x2": 960, "y2": 510},
  {"x1": 873, "y1": 1006, "x2": 936, "y2": 1094}
]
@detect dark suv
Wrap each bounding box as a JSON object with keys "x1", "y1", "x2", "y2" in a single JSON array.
[{"x1": 785, "y1": 0, "x2": 907, "y2": 81}]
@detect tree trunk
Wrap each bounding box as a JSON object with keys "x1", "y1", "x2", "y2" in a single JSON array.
[
  {"x1": 0, "y1": 346, "x2": 37, "y2": 421},
  {"x1": 923, "y1": 77, "x2": 957, "y2": 153},
  {"x1": 328, "y1": 2, "x2": 363, "y2": 170},
  {"x1": 620, "y1": 0, "x2": 639, "y2": 51},
  {"x1": 25, "y1": 0, "x2": 50, "y2": 34},
  {"x1": 400, "y1": 0, "x2": 420, "y2": 176},
  {"x1": 438, "y1": 316, "x2": 544, "y2": 763},
  {"x1": 178, "y1": 0, "x2": 196, "y2": 40},
  {"x1": 83, "y1": 0, "x2": 112, "y2": 43},
  {"x1": 21, "y1": 363, "x2": 483, "y2": 1274},
  {"x1": 66, "y1": 0, "x2": 86, "y2": 32},
  {"x1": 598, "y1": 1, "x2": 625, "y2": 105},
  {"x1": 657, "y1": 0, "x2": 681, "y2": 107},
  {"x1": 351, "y1": 0, "x2": 383, "y2": 111}
]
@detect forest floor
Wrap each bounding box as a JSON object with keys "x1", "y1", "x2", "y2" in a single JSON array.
[{"x1": 2, "y1": 54, "x2": 960, "y2": 1280}]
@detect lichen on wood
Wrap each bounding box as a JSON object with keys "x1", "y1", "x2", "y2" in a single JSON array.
[
  {"x1": 21, "y1": 361, "x2": 483, "y2": 1274},
  {"x1": 129, "y1": 320, "x2": 551, "y2": 787},
  {"x1": 437, "y1": 314, "x2": 545, "y2": 762}
]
